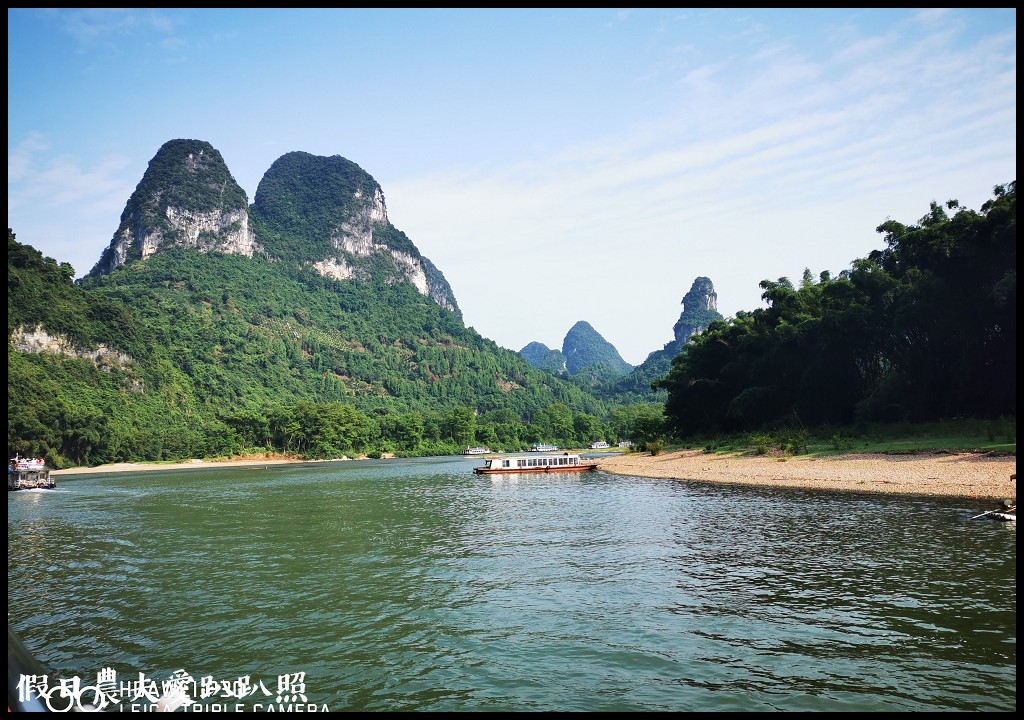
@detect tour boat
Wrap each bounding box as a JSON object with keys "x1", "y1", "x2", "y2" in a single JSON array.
[
  {"x1": 8, "y1": 455, "x2": 56, "y2": 491},
  {"x1": 462, "y1": 447, "x2": 493, "y2": 455},
  {"x1": 473, "y1": 453, "x2": 598, "y2": 475},
  {"x1": 528, "y1": 444, "x2": 559, "y2": 452}
]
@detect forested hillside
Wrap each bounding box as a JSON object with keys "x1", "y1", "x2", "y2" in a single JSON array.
[
  {"x1": 657, "y1": 183, "x2": 1016, "y2": 436},
  {"x1": 9, "y1": 230, "x2": 616, "y2": 466},
  {"x1": 9, "y1": 139, "x2": 638, "y2": 468},
  {"x1": 519, "y1": 320, "x2": 633, "y2": 381}
]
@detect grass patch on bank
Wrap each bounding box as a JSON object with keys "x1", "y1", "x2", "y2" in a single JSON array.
[{"x1": 674, "y1": 418, "x2": 1016, "y2": 458}]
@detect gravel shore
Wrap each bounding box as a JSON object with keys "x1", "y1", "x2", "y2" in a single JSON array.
[{"x1": 598, "y1": 449, "x2": 1017, "y2": 500}]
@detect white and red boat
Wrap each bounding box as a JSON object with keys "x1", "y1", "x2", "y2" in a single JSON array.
[
  {"x1": 473, "y1": 453, "x2": 598, "y2": 475},
  {"x1": 8, "y1": 455, "x2": 55, "y2": 490}
]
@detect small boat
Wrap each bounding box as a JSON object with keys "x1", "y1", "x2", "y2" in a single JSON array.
[
  {"x1": 8, "y1": 455, "x2": 56, "y2": 491},
  {"x1": 972, "y1": 498, "x2": 1015, "y2": 522},
  {"x1": 989, "y1": 498, "x2": 1016, "y2": 521},
  {"x1": 474, "y1": 453, "x2": 598, "y2": 475},
  {"x1": 462, "y1": 447, "x2": 493, "y2": 455}
]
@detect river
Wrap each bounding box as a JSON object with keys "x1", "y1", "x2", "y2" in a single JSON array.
[{"x1": 7, "y1": 455, "x2": 1016, "y2": 711}]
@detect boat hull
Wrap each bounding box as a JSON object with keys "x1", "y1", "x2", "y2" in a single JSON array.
[{"x1": 8, "y1": 472, "x2": 55, "y2": 491}]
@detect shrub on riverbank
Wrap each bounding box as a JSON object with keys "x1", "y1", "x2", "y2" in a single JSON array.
[{"x1": 673, "y1": 418, "x2": 1015, "y2": 458}]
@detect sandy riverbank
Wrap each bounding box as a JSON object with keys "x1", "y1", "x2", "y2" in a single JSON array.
[
  {"x1": 49, "y1": 455, "x2": 348, "y2": 477},
  {"x1": 598, "y1": 449, "x2": 1016, "y2": 500}
]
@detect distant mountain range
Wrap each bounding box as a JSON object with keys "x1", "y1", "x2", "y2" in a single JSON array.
[
  {"x1": 519, "y1": 320, "x2": 634, "y2": 378},
  {"x1": 518, "y1": 278, "x2": 724, "y2": 394},
  {"x1": 8, "y1": 136, "x2": 731, "y2": 468}
]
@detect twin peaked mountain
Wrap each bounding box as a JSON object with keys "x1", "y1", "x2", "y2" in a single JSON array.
[
  {"x1": 88, "y1": 139, "x2": 460, "y2": 317},
  {"x1": 84, "y1": 138, "x2": 716, "y2": 386}
]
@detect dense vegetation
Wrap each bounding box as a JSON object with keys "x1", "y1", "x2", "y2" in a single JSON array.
[
  {"x1": 519, "y1": 341, "x2": 567, "y2": 374},
  {"x1": 9, "y1": 230, "x2": 624, "y2": 466},
  {"x1": 657, "y1": 182, "x2": 1016, "y2": 437},
  {"x1": 250, "y1": 151, "x2": 384, "y2": 264},
  {"x1": 562, "y1": 320, "x2": 633, "y2": 376}
]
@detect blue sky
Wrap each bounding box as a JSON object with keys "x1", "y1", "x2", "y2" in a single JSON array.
[{"x1": 8, "y1": 8, "x2": 1016, "y2": 365}]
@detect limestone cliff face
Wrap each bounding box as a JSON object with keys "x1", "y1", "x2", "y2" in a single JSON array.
[
  {"x1": 626, "y1": 276, "x2": 723, "y2": 387},
  {"x1": 86, "y1": 141, "x2": 460, "y2": 317},
  {"x1": 672, "y1": 276, "x2": 720, "y2": 346},
  {"x1": 316, "y1": 187, "x2": 429, "y2": 298},
  {"x1": 10, "y1": 325, "x2": 142, "y2": 390},
  {"x1": 88, "y1": 139, "x2": 258, "y2": 277},
  {"x1": 251, "y1": 151, "x2": 462, "y2": 317},
  {"x1": 420, "y1": 257, "x2": 460, "y2": 315}
]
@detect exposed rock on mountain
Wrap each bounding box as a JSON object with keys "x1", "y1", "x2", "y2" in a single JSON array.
[
  {"x1": 641, "y1": 276, "x2": 722, "y2": 367},
  {"x1": 600, "y1": 276, "x2": 723, "y2": 401},
  {"x1": 250, "y1": 151, "x2": 460, "y2": 317},
  {"x1": 89, "y1": 139, "x2": 258, "y2": 277},
  {"x1": 670, "y1": 276, "x2": 721, "y2": 351},
  {"x1": 87, "y1": 140, "x2": 460, "y2": 318}
]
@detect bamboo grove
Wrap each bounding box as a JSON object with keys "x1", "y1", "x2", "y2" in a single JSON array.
[{"x1": 656, "y1": 182, "x2": 1015, "y2": 436}]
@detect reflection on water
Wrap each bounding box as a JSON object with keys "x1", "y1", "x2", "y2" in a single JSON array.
[{"x1": 8, "y1": 457, "x2": 1016, "y2": 711}]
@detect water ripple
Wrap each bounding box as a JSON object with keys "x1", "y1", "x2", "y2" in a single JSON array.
[{"x1": 8, "y1": 460, "x2": 1016, "y2": 711}]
